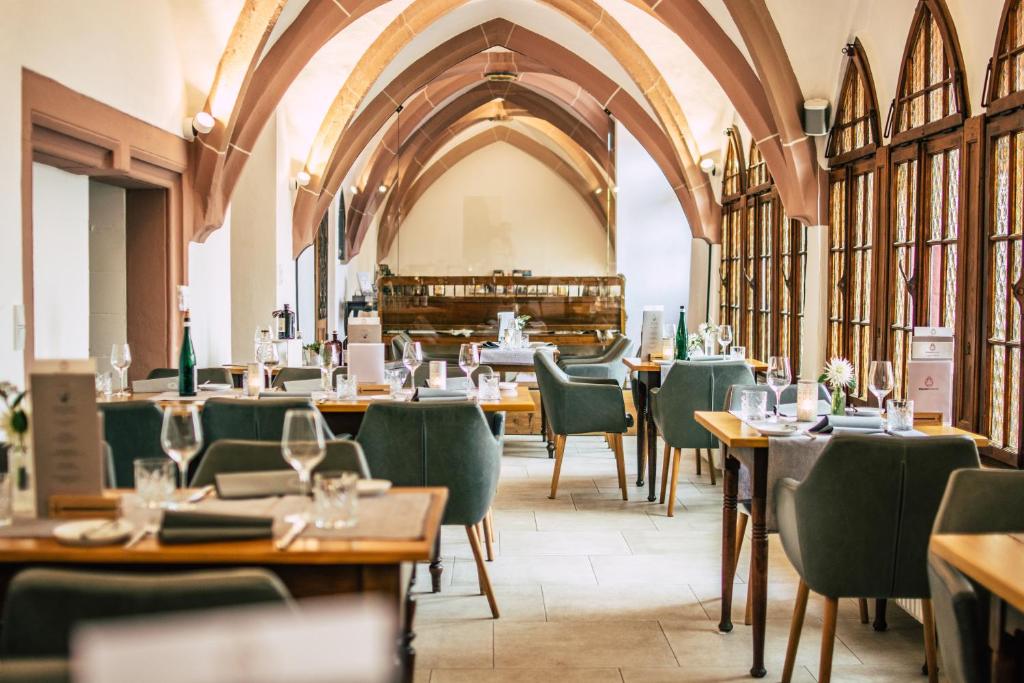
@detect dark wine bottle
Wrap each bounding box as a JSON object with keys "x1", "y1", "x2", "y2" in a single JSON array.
[
  {"x1": 178, "y1": 311, "x2": 197, "y2": 396},
  {"x1": 674, "y1": 306, "x2": 689, "y2": 361}
]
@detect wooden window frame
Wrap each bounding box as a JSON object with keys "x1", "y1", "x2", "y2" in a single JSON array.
[
  {"x1": 985, "y1": 0, "x2": 1024, "y2": 115},
  {"x1": 827, "y1": 39, "x2": 882, "y2": 166}
]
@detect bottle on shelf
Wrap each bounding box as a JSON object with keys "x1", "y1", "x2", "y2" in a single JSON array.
[
  {"x1": 323, "y1": 330, "x2": 344, "y2": 367},
  {"x1": 178, "y1": 310, "x2": 197, "y2": 396},
  {"x1": 273, "y1": 304, "x2": 296, "y2": 340},
  {"x1": 674, "y1": 306, "x2": 689, "y2": 361}
]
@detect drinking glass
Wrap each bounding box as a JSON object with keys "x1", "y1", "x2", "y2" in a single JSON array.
[
  {"x1": 868, "y1": 360, "x2": 895, "y2": 418},
  {"x1": 718, "y1": 325, "x2": 733, "y2": 355},
  {"x1": 312, "y1": 472, "x2": 359, "y2": 529},
  {"x1": 160, "y1": 405, "x2": 203, "y2": 502},
  {"x1": 0, "y1": 473, "x2": 12, "y2": 527},
  {"x1": 478, "y1": 372, "x2": 500, "y2": 401},
  {"x1": 133, "y1": 458, "x2": 175, "y2": 509},
  {"x1": 256, "y1": 333, "x2": 279, "y2": 387},
  {"x1": 740, "y1": 389, "x2": 768, "y2": 422},
  {"x1": 459, "y1": 343, "x2": 480, "y2": 393},
  {"x1": 402, "y1": 342, "x2": 423, "y2": 388},
  {"x1": 281, "y1": 409, "x2": 326, "y2": 499},
  {"x1": 386, "y1": 368, "x2": 409, "y2": 399},
  {"x1": 95, "y1": 372, "x2": 112, "y2": 399},
  {"x1": 336, "y1": 374, "x2": 358, "y2": 401},
  {"x1": 730, "y1": 345, "x2": 746, "y2": 360},
  {"x1": 887, "y1": 399, "x2": 915, "y2": 431},
  {"x1": 110, "y1": 343, "x2": 132, "y2": 397},
  {"x1": 766, "y1": 356, "x2": 792, "y2": 422}
]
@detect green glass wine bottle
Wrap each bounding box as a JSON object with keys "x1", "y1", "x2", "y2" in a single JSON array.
[
  {"x1": 674, "y1": 306, "x2": 689, "y2": 361},
  {"x1": 178, "y1": 311, "x2": 197, "y2": 397}
]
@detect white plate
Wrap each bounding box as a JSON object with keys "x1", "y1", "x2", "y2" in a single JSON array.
[
  {"x1": 357, "y1": 479, "x2": 392, "y2": 497},
  {"x1": 54, "y1": 519, "x2": 134, "y2": 547},
  {"x1": 748, "y1": 422, "x2": 799, "y2": 437},
  {"x1": 199, "y1": 383, "x2": 233, "y2": 392}
]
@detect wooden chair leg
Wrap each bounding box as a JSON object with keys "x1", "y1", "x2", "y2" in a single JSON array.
[
  {"x1": 694, "y1": 447, "x2": 702, "y2": 475},
  {"x1": 733, "y1": 513, "x2": 748, "y2": 580},
  {"x1": 659, "y1": 441, "x2": 671, "y2": 503},
  {"x1": 666, "y1": 447, "x2": 681, "y2": 517},
  {"x1": 612, "y1": 433, "x2": 628, "y2": 501},
  {"x1": 465, "y1": 525, "x2": 500, "y2": 619},
  {"x1": 707, "y1": 449, "x2": 717, "y2": 485},
  {"x1": 482, "y1": 508, "x2": 495, "y2": 562},
  {"x1": 548, "y1": 435, "x2": 567, "y2": 499},
  {"x1": 745, "y1": 561, "x2": 753, "y2": 625},
  {"x1": 782, "y1": 580, "x2": 810, "y2": 683},
  {"x1": 922, "y1": 598, "x2": 938, "y2": 683},
  {"x1": 858, "y1": 598, "x2": 870, "y2": 624},
  {"x1": 819, "y1": 596, "x2": 839, "y2": 683}
]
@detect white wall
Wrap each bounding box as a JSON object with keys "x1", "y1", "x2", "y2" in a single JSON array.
[
  {"x1": 32, "y1": 163, "x2": 90, "y2": 360},
  {"x1": 615, "y1": 123, "x2": 693, "y2": 344},
  {"x1": 88, "y1": 181, "x2": 126, "y2": 372},
  {"x1": 386, "y1": 142, "x2": 610, "y2": 276},
  {"x1": 189, "y1": 210, "x2": 232, "y2": 367}
]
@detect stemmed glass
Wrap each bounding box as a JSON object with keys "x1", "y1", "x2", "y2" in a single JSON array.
[
  {"x1": 319, "y1": 344, "x2": 339, "y2": 391},
  {"x1": 459, "y1": 343, "x2": 480, "y2": 395},
  {"x1": 256, "y1": 332, "x2": 279, "y2": 388},
  {"x1": 282, "y1": 409, "x2": 326, "y2": 515},
  {"x1": 402, "y1": 342, "x2": 423, "y2": 389},
  {"x1": 110, "y1": 343, "x2": 132, "y2": 397},
  {"x1": 766, "y1": 356, "x2": 792, "y2": 422},
  {"x1": 718, "y1": 325, "x2": 733, "y2": 356},
  {"x1": 160, "y1": 405, "x2": 203, "y2": 503},
  {"x1": 868, "y1": 360, "x2": 895, "y2": 420}
]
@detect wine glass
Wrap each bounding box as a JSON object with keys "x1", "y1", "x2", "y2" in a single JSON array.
[
  {"x1": 402, "y1": 341, "x2": 423, "y2": 388},
  {"x1": 868, "y1": 360, "x2": 895, "y2": 419},
  {"x1": 319, "y1": 344, "x2": 339, "y2": 391},
  {"x1": 459, "y1": 343, "x2": 480, "y2": 394},
  {"x1": 766, "y1": 356, "x2": 792, "y2": 422},
  {"x1": 160, "y1": 405, "x2": 203, "y2": 503},
  {"x1": 282, "y1": 409, "x2": 326, "y2": 503},
  {"x1": 256, "y1": 331, "x2": 280, "y2": 388},
  {"x1": 718, "y1": 325, "x2": 733, "y2": 356},
  {"x1": 110, "y1": 343, "x2": 132, "y2": 397}
]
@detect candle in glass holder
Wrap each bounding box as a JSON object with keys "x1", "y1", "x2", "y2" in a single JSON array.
[
  {"x1": 796, "y1": 380, "x2": 817, "y2": 422},
  {"x1": 246, "y1": 362, "x2": 264, "y2": 396},
  {"x1": 428, "y1": 361, "x2": 447, "y2": 389}
]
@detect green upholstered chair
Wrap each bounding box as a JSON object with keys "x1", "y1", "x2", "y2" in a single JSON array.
[
  {"x1": 191, "y1": 438, "x2": 371, "y2": 486},
  {"x1": 271, "y1": 366, "x2": 322, "y2": 388},
  {"x1": 927, "y1": 469, "x2": 1024, "y2": 683},
  {"x1": 534, "y1": 351, "x2": 630, "y2": 501},
  {"x1": 146, "y1": 367, "x2": 232, "y2": 385},
  {"x1": 0, "y1": 568, "x2": 292, "y2": 659},
  {"x1": 651, "y1": 361, "x2": 754, "y2": 514},
  {"x1": 200, "y1": 397, "x2": 326, "y2": 445},
  {"x1": 559, "y1": 336, "x2": 634, "y2": 385},
  {"x1": 775, "y1": 435, "x2": 980, "y2": 683},
  {"x1": 356, "y1": 401, "x2": 501, "y2": 617},
  {"x1": 389, "y1": 332, "x2": 459, "y2": 362},
  {"x1": 97, "y1": 401, "x2": 166, "y2": 487}
]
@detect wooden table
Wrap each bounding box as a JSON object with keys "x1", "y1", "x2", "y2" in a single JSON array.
[
  {"x1": 622, "y1": 358, "x2": 768, "y2": 502},
  {"x1": 694, "y1": 410, "x2": 989, "y2": 678},
  {"x1": 931, "y1": 533, "x2": 1024, "y2": 682},
  {"x1": 0, "y1": 487, "x2": 447, "y2": 682}
]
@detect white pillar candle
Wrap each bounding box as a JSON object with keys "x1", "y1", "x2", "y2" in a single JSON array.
[
  {"x1": 796, "y1": 380, "x2": 817, "y2": 422},
  {"x1": 246, "y1": 362, "x2": 264, "y2": 396},
  {"x1": 429, "y1": 361, "x2": 447, "y2": 389}
]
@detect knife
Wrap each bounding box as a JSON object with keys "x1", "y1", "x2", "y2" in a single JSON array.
[
  {"x1": 275, "y1": 519, "x2": 307, "y2": 551},
  {"x1": 186, "y1": 485, "x2": 215, "y2": 504}
]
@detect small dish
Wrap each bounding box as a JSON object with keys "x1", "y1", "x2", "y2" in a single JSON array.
[
  {"x1": 498, "y1": 381, "x2": 518, "y2": 394},
  {"x1": 749, "y1": 422, "x2": 799, "y2": 437},
  {"x1": 199, "y1": 383, "x2": 233, "y2": 392},
  {"x1": 357, "y1": 479, "x2": 392, "y2": 497},
  {"x1": 54, "y1": 518, "x2": 134, "y2": 547}
]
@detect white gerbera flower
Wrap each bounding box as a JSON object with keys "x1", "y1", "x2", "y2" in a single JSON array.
[{"x1": 822, "y1": 357, "x2": 855, "y2": 389}]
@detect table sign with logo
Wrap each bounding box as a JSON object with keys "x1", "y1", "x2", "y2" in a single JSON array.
[
  {"x1": 911, "y1": 326, "x2": 954, "y2": 360},
  {"x1": 29, "y1": 359, "x2": 104, "y2": 516},
  {"x1": 639, "y1": 305, "x2": 665, "y2": 361},
  {"x1": 908, "y1": 327, "x2": 954, "y2": 425}
]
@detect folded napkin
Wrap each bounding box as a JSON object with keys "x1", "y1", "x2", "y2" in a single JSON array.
[
  {"x1": 688, "y1": 355, "x2": 725, "y2": 362},
  {"x1": 445, "y1": 376, "x2": 472, "y2": 391},
  {"x1": 258, "y1": 391, "x2": 312, "y2": 398},
  {"x1": 414, "y1": 388, "x2": 469, "y2": 402},
  {"x1": 777, "y1": 401, "x2": 833, "y2": 419},
  {"x1": 132, "y1": 377, "x2": 177, "y2": 393},
  {"x1": 283, "y1": 378, "x2": 325, "y2": 392},
  {"x1": 215, "y1": 471, "x2": 301, "y2": 499},
  {"x1": 809, "y1": 414, "x2": 885, "y2": 434},
  {"x1": 158, "y1": 510, "x2": 273, "y2": 544}
]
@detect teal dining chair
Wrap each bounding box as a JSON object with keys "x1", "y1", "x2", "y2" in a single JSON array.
[
  {"x1": 534, "y1": 350, "x2": 630, "y2": 501},
  {"x1": 271, "y1": 367, "x2": 322, "y2": 388},
  {"x1": 356, "y1": 401, "x2": 502, "y2": 617},
  {"x1": 0, "y1": 568, "x2": 292, "y2": 659},
  {"x1": 652, "y1": 361, "x2": 754, "y2": 515},
  {"x1": 776, "y1": 435, "x2": 979, "y2": 683},
  {"x1": 97, "y1": 401, "x2": 166, "y2": 487},
  {"x1": 200, "y1": 397, "x2": 328, "y2": 445},
  {"x1": 927, "y1": 469, "x2": 1024, "y2": 683},
  {"x1": 147, "y1": 367, "x2": 232, "y2": 385},
  {"x1": 191, "y1": 438, "x2": 371, "y2": 486},
  {"x1": 558, "y1": 335, "x2": 634, "y2": 385}
]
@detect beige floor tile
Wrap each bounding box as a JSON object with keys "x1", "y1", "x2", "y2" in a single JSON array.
[
  {"x1": 429, "y1": 668, "x2": 623, "y2": 682},
  {"x1": 416, "y1": 585, "x2": 545, "y2": 623},
  {"x1": 820, "y1": 663, "x2": 943, "y2": 682},
  {"x1": 498, "y1": 529, "x2": 630, "y2": 556},
  {"x1": 416, "y1": 622, "x2": 493, "y2": 669},
  {"x1": 619, "y1": 666, "x2": 816, "y2": 682},
  {"x1": 451, "y1": 555, "x2": 597, "y2": 586},
  {"x1": 590, "y1": 554, "x2": 724, "y2": 584},
  {"x1": 622, "y1": 529, "x2": 722, "y2": 555},
  {"x1": 542, "y1": 583, "x2": 710, "y2": 622},
  {"x1": 494, "y1": 621, "x2": 678, "y2": 668},
  {"x1": 535, "y1": 509, "x2": 658, "y2": 531}
]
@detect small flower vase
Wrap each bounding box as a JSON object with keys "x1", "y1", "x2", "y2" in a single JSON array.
[
  {"x1": 830, "y1": 387, "x2": 847, "y2": 416},
  {"x1": 703, "y1": 333, "x2": 716, "y2": 357}
]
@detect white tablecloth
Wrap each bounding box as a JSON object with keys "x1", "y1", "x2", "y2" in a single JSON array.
[{"x1": 480, "y1": 346, "x2": 555, "y2": 366}]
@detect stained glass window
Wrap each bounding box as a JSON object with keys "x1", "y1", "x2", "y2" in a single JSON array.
[
  {"x1": 722, "y1": 127, "x2": 745, "y2": 200},
  {"x1": 827, "y1": 40, "x2": 879, "y2": 159},
  {"x1": 990, "y1": 0, "x2": 1024, "y2": 104},
  {"x1": 747, "y1": 140, "x2": 771, "y2": 188},
  {"x1": 719, "y1": 203, "x2": 743, "y2": 333}
]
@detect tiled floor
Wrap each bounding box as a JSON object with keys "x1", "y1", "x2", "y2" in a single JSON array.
[{"x1": 412, "y1": 435, "x2": 938, "y2": 682}]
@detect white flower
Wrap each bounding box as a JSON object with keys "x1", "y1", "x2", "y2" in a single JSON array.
[{"x1": 822, "y1": 357, "x2": 855, "y2": 389}]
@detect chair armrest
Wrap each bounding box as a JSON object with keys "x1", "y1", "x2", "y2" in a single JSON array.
[
  {"x1": 775, "y1": 477, "x2": 804, "y2": 577},
  {"x1": 569, "y1": 376, "x2": 620, "y2": 386}
]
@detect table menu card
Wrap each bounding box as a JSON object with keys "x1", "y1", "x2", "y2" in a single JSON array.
[
  {"x1": 29, "y1": 359, "x2": 103, "y2": 517},
  {"x1": 640, "y1": 306, "x2": 664, "y2": 361}
]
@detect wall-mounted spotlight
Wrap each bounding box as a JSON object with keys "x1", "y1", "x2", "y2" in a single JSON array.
[
  {"x1": 294, "y1": 170, "x2": 311, "y2": 187},
  {"x1": 594, "y1": 187, "x2": 603, "y2": 195},
  {"x1": 378, "y1": 183, "x2": 389, "y2": 194},
  {"x1": 182, "y1": 111, "x2": 215, "y2": 140},
  {"x1": 350, "y1": 185, "x2": 360, "y2": 195},
  {"x1": 699, "y1": 156, "x2": 717, "y2": 176}
]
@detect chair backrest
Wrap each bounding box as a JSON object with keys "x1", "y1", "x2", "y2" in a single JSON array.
[
  {"x1": 200, "y1": 398, "x2": 318, "y2": 447},
  {"x1": 355, "y1": 402, "x2": 500, "y2": 526},
  {"x1": 562, "y1": 337, "x2": 634, "y2": 383},
  {"x1": 788, "y1": 435, "x2": 979, "y2": 599},
  {"x1": 147, "y1": 367, "x2": 232, "y2": 385},
  {"x1": 534, "y1": 351, "x2": 625, "y2": 435},
  {"x1": 191, "y1": 438, "x2": 371, "y2": 486},
  {"x1": 653, "y1": 361, "x2": 754, "y2": 448},
  {"x1": 723, "y1": 382, "x2": 830, "y2": 411},
  {"x1": 389, "y1": 331, "x2": 412, "y2": 361},
  {"x1": 97, "y1": 401, "x2": 166, "y2": 487},
  {"x1": 271, "y1": 367, "x2": 322, "y2": 388},
  {"x1": 0, "y1": 567, "x2": 291, "y2": 658}
]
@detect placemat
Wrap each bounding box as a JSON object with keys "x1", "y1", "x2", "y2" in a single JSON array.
[{"x1": 733, "y1": 436, "x2": 829, "y2": 533}]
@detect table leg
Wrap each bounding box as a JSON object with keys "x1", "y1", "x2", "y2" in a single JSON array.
[
  {"x1": 749, "y1": 447, "x2": 769, "y2": 678},
  {"x1": 402, "y1": 568, "x2": 417, "y2": 683},
  {"x1": 719, "y1": 453, "x2": 740, "y2": 633},
  {"x1": 873, "y1": 598, "x2": 888, "y2": 631},
  {"x1": 429, "y1": 533, "x2": 443, "y2": 593},
  {"x1": 646, "y1": 402, "x2": 657, "y2": 502},
  {"x1": 635, "y1": 377, "x2": 647, "y2": 487},
  {"x1": 540, "y1": 398, "x2": 551, "y2": 457}
]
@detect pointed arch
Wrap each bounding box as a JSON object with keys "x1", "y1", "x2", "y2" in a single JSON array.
[
  {"x1": 986, "y1": 0, "x2": 1024, "y2": 113},
  {"x1": 721, "y1": 126, "x2": 745, "y2": 201},
  {"x1": 826, "y1": 39, "x2": 881, "y2": 165},
  {"x1": 887, "y1": 0, "x2": 969, "y2": 144},
  {"x1": 719, "y1": 126, "x2": 744, "y2": 340},
  {"x1": 746, "y1": 139, "x2": 771, "y2": 191}
]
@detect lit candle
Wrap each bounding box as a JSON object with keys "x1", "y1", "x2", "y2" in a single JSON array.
[
  {"x1": 246, "y1": 362, "x2": 264, "y2": 397},
  {"x1": 796, "y1": 379, "x2": 817, "y2": 422},
  {"x1": 429, "y1": 361, "x2": 447, "y2": 389}
]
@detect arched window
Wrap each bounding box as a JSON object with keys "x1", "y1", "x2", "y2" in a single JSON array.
[
  {"x1": 718, "y1": 127, "x2": 745, "y2": 337},
  {"x1": 827, "y1": 40, "x2": 882, "y2": 401},
  {"x1": 883, "y1": 0, "x2": 968, "y2": 399},
  {"x1": 982, "y1": 0, "x2": 1024, "y2": 466},
  {"x1": 744, "y1": 140, "x2": 774, "y2": 361}
]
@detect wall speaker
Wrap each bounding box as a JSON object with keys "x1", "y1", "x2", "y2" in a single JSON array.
[{"x1": 802, "y1": 98, "x2": 831, "y2": 136}]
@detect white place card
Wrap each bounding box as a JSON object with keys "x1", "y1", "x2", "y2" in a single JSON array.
[
  {"x1": 639, "y1": 306, "x2": 664, "y2": 361},
  {"x1": 347, "y1": 343, "x2": 386, "y2": 384},
  {"x1": 907, "y1": 359, "x2": 954, "y2": 425}
]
